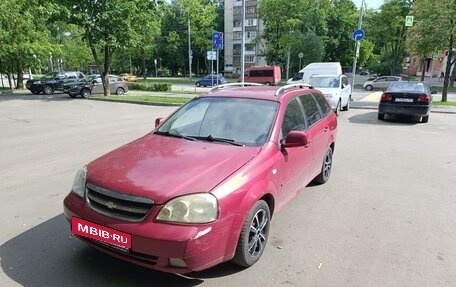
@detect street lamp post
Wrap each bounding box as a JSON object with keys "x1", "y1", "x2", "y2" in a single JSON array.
[
  {"x1": 241, "y1": 0, "x2": 245, "y2": 84},
  {"x1": 188, "y1": 13, "x2": 192, "y2": 80}
]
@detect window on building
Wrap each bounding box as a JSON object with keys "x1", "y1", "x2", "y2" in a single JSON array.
[
  {"x1": 245, "y1": 55, "x2": 255, "y2": 63},
  {"x1": 233, "y1": 7, "x2": 242, "y2": 15},
  {"x1": 246, "y1": 31, "x2": 257, "y2": 39},
  {"x1": 233, "y1": 20, "x2": 241, "y2": 28},
  {"x1": 246, "y1": 19, "x2": 257, "y2": 26},
  {"x1": 245, "y1": 44, "x2": 256, "y2": 52},
  {"x1": 234, "y1": 32, "x2": 242, "y2": 40},
  {"x1": 246, "y1": 6, "x2": 256, "y2": 14}
]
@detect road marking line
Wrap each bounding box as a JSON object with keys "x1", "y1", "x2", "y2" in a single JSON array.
[{"x1": 360, "y1": 91, "x2": 382, "y2": 102}]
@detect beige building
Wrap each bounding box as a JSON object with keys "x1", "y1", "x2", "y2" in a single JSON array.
[{"x1": 224, "y1": 0, "x2": 267, "y2": 77}]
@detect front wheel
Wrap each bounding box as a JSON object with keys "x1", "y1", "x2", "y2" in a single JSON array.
[
  {"x1": 232, "y1": 200, "x2": 270, "y2": 267},
  {"x1": 196, "y1": 83, "x2": 201, "y2": 87},
  {"x1": 314, "y1": 147, "x2": 333, "y2": 184},
  {"x1": 116, "y1": 87, "x2": 125, "y2": 95},
  {"x1": 80, "y1": 88, "x2": 91, "y2": 98},
  {"x1": 43, "y1": 85, "x2": 53, "y2": 95},
  {"x1": 365, "y1": 85, "x2": 373, "y2": 91}
]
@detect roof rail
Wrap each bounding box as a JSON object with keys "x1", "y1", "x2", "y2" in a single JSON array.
[
  {"x1": 208, "y1": 82, "x2": 263, "y2": 93},
  {"x1": 274, "y1": 83, "x2": 313, "y2": 97}
]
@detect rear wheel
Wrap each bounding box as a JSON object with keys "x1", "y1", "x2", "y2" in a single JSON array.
[
  {"x1": 116, "y1": 87, "x2": 125, "y2": 95},
  {"x1": 335, "y1": 99, "x2": 341, "y2": 116},
  {"x1": 232, "y1": 200, "x2": 270, "y2": 267},
  {"x1": 264, "y1": 82, "x2": 271, "y2": 86},
  {"x1": 342, "y1": 96, "x2": 351, "y2": 111},
  {"x1": 421, "y1": 115, "x2": 429, "y2": 123},
  {"x1": 196, "y1": 83, "x2": 201, "y2": 87},
  {"x1": 43, "y1": 85, "x2": 53, "y2": 95},
  {"x1": 378, "y1": 113, "x2": 385, "y2": 120},
  {"x1": 314, "y1": 147, "x2": 333, "y2": 184}
]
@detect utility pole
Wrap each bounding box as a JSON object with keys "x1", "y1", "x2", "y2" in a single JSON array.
[
  {"x1": 188, "y1": 13, "x2": 192, "y2": 80},
  {"x1": 351, "y1": 0, "x2": 366, "y2": 94},
  {"x1": 241, "y1": 0, "x2": 245, "y2": 84}
]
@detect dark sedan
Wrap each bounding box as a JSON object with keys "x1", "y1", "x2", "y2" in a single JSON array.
[
  {"x1": 378, "y1": 81, "x2": 436, "y2": 123},
  {"x1": 63, "y1": 75, "x2": 128, "y2": 98}
]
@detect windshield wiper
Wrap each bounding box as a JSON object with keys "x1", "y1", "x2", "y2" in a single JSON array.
[
  {"x1": 193, "y1": 135, "x2": 244, "y2": 146},
  {"x1": 154, "y1": 131, "x2": 196, "y2": 141}
]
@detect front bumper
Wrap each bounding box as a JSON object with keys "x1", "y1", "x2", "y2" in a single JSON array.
[
  {"x1": 378, "y1": 103, "x2": 431, "y2": 116},
  {"x1": 63, "y1": 192, "x2": 242, "y2": 274}
]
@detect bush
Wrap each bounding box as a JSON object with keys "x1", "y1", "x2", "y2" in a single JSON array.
[{"x1": 128, "y1": 82, "x2": 171, "y2": 92}]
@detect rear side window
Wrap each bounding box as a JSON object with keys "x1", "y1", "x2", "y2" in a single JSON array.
[
  {"x1": 312, "y1": 93, "x2": 331, "y2": 116},
  {"x1": 299, "y1": 94, "x2": 322, "y2": 126}
]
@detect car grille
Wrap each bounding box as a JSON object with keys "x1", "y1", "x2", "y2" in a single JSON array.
[{"x1": 86, "y1": 183, "x2": 154, "y2": 222}]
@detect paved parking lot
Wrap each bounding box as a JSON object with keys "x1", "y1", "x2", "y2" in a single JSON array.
[{"x1": 1, "y1": 94, "x2": 456, "y2": 286}]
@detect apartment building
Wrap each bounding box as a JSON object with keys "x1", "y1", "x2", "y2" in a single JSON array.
[{"x1": 224, "y1": 0, "x2": 267, "y2": 77}]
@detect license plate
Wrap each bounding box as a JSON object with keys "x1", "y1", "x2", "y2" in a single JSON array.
[
  {"x1": 72, "y1": 217, "x2": 131, "y2": 249},
  {"x1": 395, "y1": 98, "x2": 413, "y2": 102}
]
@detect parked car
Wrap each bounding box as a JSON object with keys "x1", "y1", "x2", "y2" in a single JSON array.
[
  {"x1": 63, "y1": 75, "x2": 128, "y2": 98},
  {"x1": 307, "y1": 74, "x2": 351, "y2": 115},
  {"x1": 195, "y1": 75, "x2": 227, "y2": 87},
  {"x1": 363, "y1": 76, "x2": 404, "y2": 91},
  {"x1": 64, "y1": 83, "x2": 337, "y2": 274},
  {"x1": 26, "y1": 71, "x2": 85, "y2": 95},
  {"x1": 359, "y1": 69, "x2": 370, "y2": 75},
  {"x1": 120, "y1": 73, "x2": 138, "y2": 82},
  {"x1": 378, "y1": 81, "x2": 435, "y2": 123}
]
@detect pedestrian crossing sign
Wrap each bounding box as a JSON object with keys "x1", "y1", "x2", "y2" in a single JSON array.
[{"x1": 405, "y1": 16, "x2": 414, "y2": 27}]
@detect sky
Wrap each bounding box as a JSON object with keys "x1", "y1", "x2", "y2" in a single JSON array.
[{"x1": 354, "y1": 0, "x2": 384, "y2": 9}]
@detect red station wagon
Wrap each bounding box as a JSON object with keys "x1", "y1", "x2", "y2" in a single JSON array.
[{"x1": 63, "y1": 83, "x2": 338, "y2": 274}]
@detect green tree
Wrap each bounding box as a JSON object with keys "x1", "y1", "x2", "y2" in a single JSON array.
[
  {"x1": 0, "y1": 0, "x2": 56, "y2": 88},
  {"x1": 409, "y1": 0, "x2": 455, "y2": 101},
  {"x1": 58, "y1": 0, "x2": 161, "y2": 95},
  {"x1": 365, "y1": 0, "x2": 413, "y2": 75}
]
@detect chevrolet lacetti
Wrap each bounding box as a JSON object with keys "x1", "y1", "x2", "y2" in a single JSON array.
[{"x1": 63, "y1": 83, "x2": 338, "y2": 274}]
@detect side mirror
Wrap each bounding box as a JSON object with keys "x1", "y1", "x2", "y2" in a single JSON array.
[
  {"x1": 282, "y1": 131, "x2": 309, "y2": 148},
  {"x1": 155, "y1": 117, "x2": 164, "y2": 128}
]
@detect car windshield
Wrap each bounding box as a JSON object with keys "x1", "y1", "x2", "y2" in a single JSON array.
[
  {"x1": 156, "y1": 97, "x2": 278, "y2": 147},
  {"x1": 386, "y1": 82, "x2": 426, "y2": 93},
  {"x1": 308, "y1": 76, "x2": 340, "y2": 88},
  {"x1": 41, "y1": 72, "x2": 58, "y2": 80}
]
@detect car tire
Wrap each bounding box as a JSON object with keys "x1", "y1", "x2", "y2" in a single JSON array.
[
  {"x1": 232, "y1": 200, "x2": 270, "y2": 267},
  {"x1": 264, "y1": 82, "x2": 271, "y2": 86},
  {"x1": 421, "y1": 115, "x2": 429, "y2": 123},
  {"x1": 342, "y1": 96, "x2": 351, "y2": 111},
  {"x1": 314, "y1": 147, "x2": 333, "y2": 184},
  {"x1": 80, "y1": 88, "x2": 91, "y2": 98},
  {"x1": 116, "y1": 87, "x2": 125, "y2": 95},
  {"x1": 196, "y1": 83, "x2": 201, "y2": 87},
  {"x1": 365, "y1": 85, "x2": 373, "y2": 91},
  {"x1": 43, "y1": 85, "x2": 53, "y2": 95},
  {"x1": 335, "y1": 99, "x2": 341, "y2": 116},
  {"x1": 378, "y1": 113, "x2": 385, "y2": 120}
]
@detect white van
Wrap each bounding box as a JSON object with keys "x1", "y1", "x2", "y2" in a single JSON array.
[{"x1": 287, "y1": 62, "x2": 342, "y2": 84}]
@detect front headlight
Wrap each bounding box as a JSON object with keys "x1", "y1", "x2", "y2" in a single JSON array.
[
  {"x1": 157, "y1": 193, "x2": 218, "y2": 224},
  {"x1": 71, "y1": 166, "x2": 87, "y2": 197}
]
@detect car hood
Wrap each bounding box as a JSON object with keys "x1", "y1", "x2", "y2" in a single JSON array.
[{"x1": 87, "y1": 133, "x2": 261, "y2": 204}]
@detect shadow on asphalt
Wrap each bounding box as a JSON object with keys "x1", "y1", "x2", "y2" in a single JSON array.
[
  {"x1": 348, "y1": 111, "x2": 421, "y2": 126},
  {"x1": 0, "y1": 92, "x2": 81, "y2": 102},
  {"x1": 0, "y1": 214, "x2": 247, "y2": 287}
]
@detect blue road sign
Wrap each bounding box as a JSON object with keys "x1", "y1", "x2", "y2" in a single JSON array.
[
  {"x1": 212, "y1": 32, "x2": 223, "y2": 50},
  {"x1": 353, "y1": 29, "x2": 365, "y2": 41}
]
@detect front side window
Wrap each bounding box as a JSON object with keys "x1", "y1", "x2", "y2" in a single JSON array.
[
  {"x1": 312, "y1": 93, "x2": 331, "y2": 116},
  {"x1": 299, "y1": 94, "x2": 322, "y2": 127},
  {"x1": 157, "y1": 97, "x2": 278, "y2": 147},
  {"x1": 281, "y1": 98, "x2": 306, "y2": 137}
]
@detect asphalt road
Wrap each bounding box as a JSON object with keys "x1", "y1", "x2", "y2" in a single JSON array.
[{"x1": 1, "y1": 94, "x2": 456, "y2": 286}]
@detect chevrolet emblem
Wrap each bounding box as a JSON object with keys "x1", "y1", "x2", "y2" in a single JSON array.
[{"x1": 106, "y1": 201, "x2": 117, "y2": 209}]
